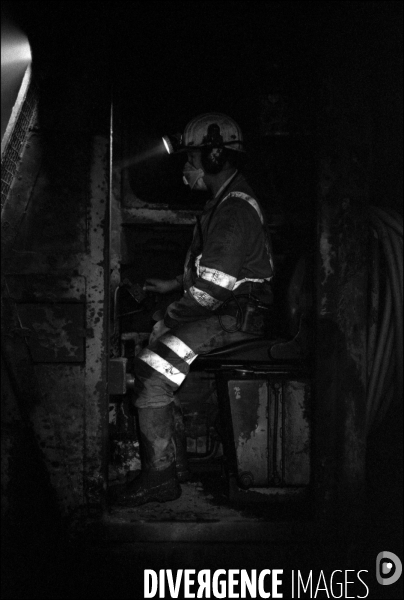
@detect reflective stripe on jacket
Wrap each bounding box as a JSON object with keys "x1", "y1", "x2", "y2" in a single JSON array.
[{"x1": 164, "y1": 172, "x2": 274, "y2": 328}]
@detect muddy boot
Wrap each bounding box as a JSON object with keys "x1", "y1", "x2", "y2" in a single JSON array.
[
  {"x1": 172, "y1": 401, "x2": 191, "y2": 483},
  {"x1": 117, "y1": 463, "x2": 180, "y2": 506},
  {"x1": 116, "y1": 404, "x2": 181, "y2": 506}
]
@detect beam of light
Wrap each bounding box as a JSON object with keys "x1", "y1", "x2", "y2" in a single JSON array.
[
  {"x1": 1, "y1": 38, "x2": 31, "y2": 66},
  {"x1": 1, "y1": 16, "x2": 32, "y2": 140},
  {"x1": 114, "y1": 141, "x2": 168, "y2": 171},
  {"x1": 1, "y1": 22, "x2": 31, "y2": 67}
]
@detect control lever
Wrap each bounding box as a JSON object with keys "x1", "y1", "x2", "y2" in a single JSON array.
[{"x1": 121, "y1": 279, "x2": 147, "y2": 304}]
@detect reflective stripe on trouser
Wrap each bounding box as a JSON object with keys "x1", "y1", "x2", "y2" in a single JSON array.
[{"x1": 134, "y1": 314, "x2": 258, "y2": 409}]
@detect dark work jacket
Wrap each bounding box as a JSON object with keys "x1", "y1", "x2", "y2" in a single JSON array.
[{"x1": 164, "y1": 172, "x2": 274, "y2": 328}]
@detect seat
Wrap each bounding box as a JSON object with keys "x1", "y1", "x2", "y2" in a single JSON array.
[{"x1": 190, "y1": 256, "x2": 313, "y2": 500}]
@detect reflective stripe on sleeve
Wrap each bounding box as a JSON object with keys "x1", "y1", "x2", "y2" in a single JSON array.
[
  {"x1": 159, "y1": 334, "x2": 198, "y2": 365},
  {"x1": 196, "y1": 254, "x2": 237, "y2": 291},
  {"x1": 138, "y1": 349, "x2": 187, "y2": 386},
  {"x1": 199, "y1": 265, "x2": 237, "y2": 289},
  {"x1": 189, "y1": 286, "x2": 223, "y2": 309}
]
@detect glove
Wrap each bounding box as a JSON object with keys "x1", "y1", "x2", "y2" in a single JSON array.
[{"x1": 149, "y1": 319, "x2": 170, "y2": 345}]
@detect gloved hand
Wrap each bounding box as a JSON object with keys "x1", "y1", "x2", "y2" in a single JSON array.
[{"x1": 149, "y1": 319, "x2": 170, "y2": 345}]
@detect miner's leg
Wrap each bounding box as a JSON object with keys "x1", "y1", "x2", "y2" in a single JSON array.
[
  {"x1": 115, "y1": 317, "x2": 252, "y2": 506},
  {"x1": 116, "y1": 403, "x2": 181, "y2": 506},
  {"x1": 115, "y1": 333, "x2": 191, "y2": 506},
  {"x1": 172, "y1": 397, "x2": 190, "y2": 483}
]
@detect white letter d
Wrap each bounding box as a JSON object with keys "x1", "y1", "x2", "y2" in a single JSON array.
[{"x1": 144, "y1": 570, "x2": 158, "y2": 598}]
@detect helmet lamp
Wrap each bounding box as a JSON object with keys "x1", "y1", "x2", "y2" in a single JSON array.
[{"x1": 162, "y1": 133, "x2": 182, "y2": 154}]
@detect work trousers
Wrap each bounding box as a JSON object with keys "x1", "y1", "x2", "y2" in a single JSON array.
[{"x1": 134, "y1": 315, "x2": 258, "y2": 409}]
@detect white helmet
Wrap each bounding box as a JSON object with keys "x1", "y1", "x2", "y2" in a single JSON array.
[{"x1": 182, "y1": 112, "x2": 245, "y2": 152}]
